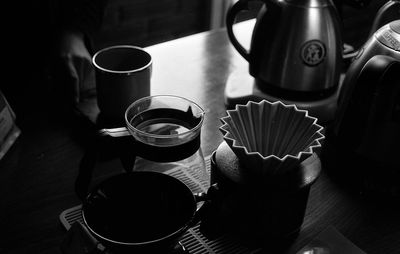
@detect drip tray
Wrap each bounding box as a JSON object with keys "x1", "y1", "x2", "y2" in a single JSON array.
[{"x1": 59, "y1": 156, "x2": 261, "y2": 253}]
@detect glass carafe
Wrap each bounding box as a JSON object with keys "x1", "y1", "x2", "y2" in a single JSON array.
[{"x1": 119, "y1": 95, "x2": 209, "y2": 191}]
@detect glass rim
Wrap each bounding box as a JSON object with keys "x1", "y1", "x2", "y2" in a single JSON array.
[{"x1": 124, "y1": 95, "x2": 205, "y2": 139}]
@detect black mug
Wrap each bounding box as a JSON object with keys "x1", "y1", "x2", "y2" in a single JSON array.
[{"x1": 82, "y1": 171, "x2": 207, "y2": 253}]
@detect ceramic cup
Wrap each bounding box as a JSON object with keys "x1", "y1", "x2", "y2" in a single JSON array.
[{"x1": 93, "y1": 45, "x2": 152, "y2": 123}]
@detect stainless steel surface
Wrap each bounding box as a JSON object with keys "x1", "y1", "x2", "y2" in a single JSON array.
[{"x1": 253, "y1": 2, "x2": 342, "y2": 93}]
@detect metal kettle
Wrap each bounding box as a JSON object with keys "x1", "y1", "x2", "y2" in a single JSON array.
[
  {"x1": 324, "y1": 20, "x2": 400, "y2": 196},
  {"x1": 334, "y1": 20, "x2": 400, "y2": 131},
  {"x1": 226, "y1": 0, "x2": 343, "y2": 101}
]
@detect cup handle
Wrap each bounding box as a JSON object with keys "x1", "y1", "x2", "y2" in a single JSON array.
[
  {"x1": 98, "y1": 127, "x2": 130, "y2": 137},
  {"x1": 74, "y1": 127, "x2": 136, "y2": 200},
  {"x1": 98, "y1": 127, "x2": 136, "y2": 172},
  {"x1": 186, "y1": 192, "x2": 212, "y2": 228},
  {"x1": 75, "y1": 136, "x2": 99, "y2": 200}
]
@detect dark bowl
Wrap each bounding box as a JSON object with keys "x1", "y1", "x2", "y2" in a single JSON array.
[{"x1": 82, "y1": 171, "x2": 198, "y2": 253}]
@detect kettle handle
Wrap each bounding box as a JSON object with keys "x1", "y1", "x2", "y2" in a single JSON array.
[
  {"x1": 74, "y1": 130, "x2": 137, "y2": 200},
  {"x1": 226, "y1": 0, "x2": 252, "y2": 61},
  {"x1": 368, "y1": 0, "x2": 400, "y2": 37}
]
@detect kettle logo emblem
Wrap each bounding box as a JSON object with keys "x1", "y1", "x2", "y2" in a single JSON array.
[{"x1": 301, "y1": 40, "x2": 326, "y2": 66}]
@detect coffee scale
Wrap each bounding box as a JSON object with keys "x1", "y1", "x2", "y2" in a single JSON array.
[{"x1": 223, "y1": 67, "x2": 347, "y2": 124}]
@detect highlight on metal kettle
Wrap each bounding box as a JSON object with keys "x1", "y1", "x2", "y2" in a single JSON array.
[{"x1": 368, "y1": 0, "x2": 400, "y2": 37}]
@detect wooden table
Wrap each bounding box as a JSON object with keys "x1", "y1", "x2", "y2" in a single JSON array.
[{"x1": 1, "y1": 20, "x2": 399, "y2": 254}]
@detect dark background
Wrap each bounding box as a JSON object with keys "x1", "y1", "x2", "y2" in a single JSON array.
[{"x1": 91, "y1": 0, "x2": 389, "y2": 51}]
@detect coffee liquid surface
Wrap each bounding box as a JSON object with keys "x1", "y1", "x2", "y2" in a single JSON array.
[{"x1": 129, "y1": 108, "x2": 201, "y2": 137}]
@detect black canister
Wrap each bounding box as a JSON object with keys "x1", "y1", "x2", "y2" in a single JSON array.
[{"x1": 202, "y1": 141, "x2": 321, "y2": 248}]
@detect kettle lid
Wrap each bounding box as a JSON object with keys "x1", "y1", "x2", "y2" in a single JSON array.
[
  {"x1": 376, "y1": 20, "x2": 400, "y2": 52},
  {"x1": 390, "y1": 20, "x2": 400, "y2": 34}
]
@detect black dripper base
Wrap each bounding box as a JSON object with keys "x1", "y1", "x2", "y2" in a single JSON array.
[{"x1": 201, "y1": 141, "x2": 321, "y2": 249}]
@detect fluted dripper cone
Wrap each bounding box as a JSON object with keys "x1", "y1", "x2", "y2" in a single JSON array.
[{"x1": 220, "y1": 100, "x2": 324, "y2": 176}]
